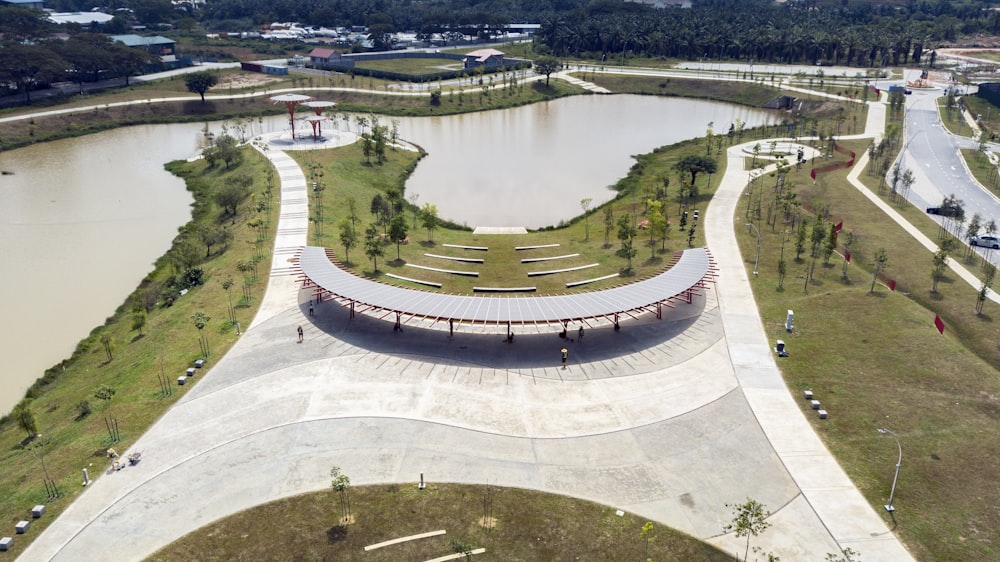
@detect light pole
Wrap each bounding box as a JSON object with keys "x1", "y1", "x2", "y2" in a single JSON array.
[
  {"x1": 877, "y1": 428, "x2": 902, "y2": 512},
  {"x1": 746, "y1": 222, "x2": 761, "y2": 276}
]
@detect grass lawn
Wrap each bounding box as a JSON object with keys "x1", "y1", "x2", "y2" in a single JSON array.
[
  {"x1": 293, "y1": 136, "x2": 723, "y2": 293},
  {"x1": 149, "y1": 484, "x2": 732, "y2": 561},
  {"x1": 0, "y1": 146, "x2": 280, "y2": 558},
  {"x1": 733, "y1": 135, "x2": 1000, "y2": 561},
  {"x1": 960, "y1": 147, "x2": 1000, "y2": 197},
  {"x1": 355, "y1": 57, "x2": 463, "y2": 73},
  {"x1": 937, "y1": 96, "x2": 975, "y2": 138}
]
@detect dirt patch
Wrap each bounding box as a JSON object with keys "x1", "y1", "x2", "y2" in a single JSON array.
[
  {"x1": 211, "y1": 73, "x2": 286, "y2": 91},
  {"x1": 798, "y1": 99, "x2": 844, "y2": 120}
]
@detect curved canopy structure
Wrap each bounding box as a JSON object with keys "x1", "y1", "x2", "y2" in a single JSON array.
[
  {"x1": 298, "y1": 246, "x2": 715, "y2": 328},
  {"x1": 270, "y1": 93, "x2": 313, "y2": 139}
]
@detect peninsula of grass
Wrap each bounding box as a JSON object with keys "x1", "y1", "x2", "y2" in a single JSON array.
[
  {"x1": 731, "y1": 136, "x2": 1000, "y2": 561},
  {"x1": 150, "y1": 483, "x2": 732, "y2": 562},
  {"x1": 0, "y1": 146, "x2": 277, "y2": 558},
  {"x1": 291, "y1": 133, "x2": 734, "y2": 293}
]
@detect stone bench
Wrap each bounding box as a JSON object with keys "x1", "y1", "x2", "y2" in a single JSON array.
[
  {"x1": 406, "y1": 263, "x2": 479, "y2": 277},
  {"x1": 424, "y1": 253, "x2": 484, "y2": 264},
  {"x1": 566, "y1": 272, "x2": 619, "y2": 288},
  {"x1": 442, "y1": 243, "x2": 487, "y2": 251},
  {"x1": 473, "y1": 287, "x2": 536, "y2": 293},
  {"x1": 520, "y1": 254, "x2": 578, "y2": 263},
  {"x1": 386, "y1": 273, "x2": 442, "y2": 288},
  {"x1": 527, "y1": 263, "x2": 599, "y2": 277}
]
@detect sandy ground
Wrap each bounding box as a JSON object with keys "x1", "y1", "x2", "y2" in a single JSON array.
[{"x1": 211, "y1": 74, "x2": 286, "y2": 90}]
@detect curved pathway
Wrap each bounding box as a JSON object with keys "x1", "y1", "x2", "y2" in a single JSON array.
[{"x1": 20, "y1": 83, "x2": 916, "y2": 562}]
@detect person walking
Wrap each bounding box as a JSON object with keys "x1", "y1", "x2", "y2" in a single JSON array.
[
  {"x1": 297, "y1": 325, "x2": 304, "y2": 343},
  {"x1": 561, "y1": 347, "x2": 568, "y2": 369},
  {"x1": 578, "y1": 325, "x2": 584, "y2": 341}
]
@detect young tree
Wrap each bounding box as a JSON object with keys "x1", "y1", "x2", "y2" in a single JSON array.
[
  {"x1": 364, "y1": 223, "x2": 384, "y2": 273},
  {"x1": 197, "y1": 224, "x2": 231, "y2": 257},
  {"x1": 966, "y1": 213, "x2": 983, "y2": 260},
  {"x1": 604, "y1": 206, "x2": 614, "y2": 246},
  {"x1": 870, "y1": 247, "x2": 889, "y2": 293},
  {"x1": 931, "y1": 248, "x2": 949, "y2": 293},
  {"x1": 823, "y1": 224, "x2": 838, "y2": 264},
  {"x1": 724, "y1": 499, "x2": 772, "y2": 562},
  {"x1": 580, "y1": 198, "x2": 593, "y2": 241},
  {"x1": 450, "y1": 539, "x2": 475, "y2": 562},
  {"x1": 646, "y1": 200, "x2": 667, "y2": 259},
  {"x1": 640, "y1": 521, "x2": 657, "y2": 562},
  {"x1": 420, "y1": 203, "x2": 439, "y2": 242},
  {"x1": 977, "y1": 262, "x2": 997, "y2": 315},
  {"x1": 616, "y1": 215, "x2": 638, "y2": 272},
  {"x1": 131, "y1": 304, "x2": 147, "y2": 336},
  {"x1": 674, "y1": 154, "x2": 718, "y2": 187},
  {"x1": 533, "y1": 56, "x2": 562, "y2": 86},
  {"x1": 338, "y1": 219, "x2": 358, "y2": 265},
  {"x1": 185, "y1": 71, "x2": 218, "y2": 104},
  {"x1": 94, "y1": 384, "x2": 117, "y2": 442},
  {"x1": 389, "y1": 214, "x2": 408, "y2": 261},
  {"x1": 330, "y1": 466, "x2": 352, "y2": 524},
  {"x1": 11, "y1": 399, "x2": 38, "y2": 438},
  {"x1": 191, "y1": 311, "x2": 211, "y2": 356},
  {"x1": 795, "y1": 217, "x2": 809, "y2": 261},
  {"x1": 215, "y1": 175, "x2": 251, "y2": 217},
  {"x1": 100, "y1": 333, "x2": 114, "y2": 361}
]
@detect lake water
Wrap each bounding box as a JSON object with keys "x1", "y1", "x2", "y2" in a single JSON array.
[{"x1": 0, "y1": 94, "x2": 774, "y2": 414}]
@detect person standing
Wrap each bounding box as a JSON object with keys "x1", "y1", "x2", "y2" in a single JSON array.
[
  {"x1": 561, "y1": 347, "x2": 568, "y2": 369},
  {"x1": 297, "y1": 325, "x2": 304, "y2": 342},
  {"x1": 578, "y1": 325, "x2": 584, "y2": 341}
]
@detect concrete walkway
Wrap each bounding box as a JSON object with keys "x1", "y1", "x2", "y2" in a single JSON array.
[{"x1": 18, "y1": 79, "x2": 933, "y2": 562}]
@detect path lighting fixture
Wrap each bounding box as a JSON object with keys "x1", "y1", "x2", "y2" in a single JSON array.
[
  {"x1": 746, "y1": 222, "x2": 761, "y2": 276},
  {"x1": 877, "y1": 428, "x2": 902, "y2": 512}
]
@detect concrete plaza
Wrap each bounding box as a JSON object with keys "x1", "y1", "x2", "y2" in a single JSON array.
[{"x1": 20, "y1": 101, "x2": 913, "y2": 561}]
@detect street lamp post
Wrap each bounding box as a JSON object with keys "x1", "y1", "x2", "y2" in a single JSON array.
[
  {"x1": 877, "y1": 428, "x2": 902, "y2": 512},
  {"x1": 746, "y1": 222, "x2": 761, "y2": 276}
]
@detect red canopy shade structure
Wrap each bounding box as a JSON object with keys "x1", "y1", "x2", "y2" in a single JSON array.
[
  {"x1": 270, "y1": 94, "x2": 313, "y2": 139},
  {"x1": 303, "y1": 101, "x2": 336, "y2": 139},
  {"x1": 301, "y1": 114, "x2": 327, "y2": 141},
  {"x1": 304, "y1": 100, "x2": 336, "y2": 115}
]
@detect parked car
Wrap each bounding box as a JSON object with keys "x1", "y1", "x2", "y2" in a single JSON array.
[
  {"x1": 969, "y1": 235, "x2": 1000, "y2": 249},
  {"x1": 926, "y1": 205, "x2": 961, "y2": 217}
]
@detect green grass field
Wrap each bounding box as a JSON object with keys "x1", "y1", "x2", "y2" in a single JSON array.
[
  {"x1": 150, "y1": 484, "x2": 732, "y2": 561},
  {"x1": 0, "y1": 147, "x2": 277, "y2": 559},
  {"x1": 355, "y1": 56, "x2": 463, "y2": 73},
  {"x1": 292, "y1": 138, "x2": 718, "y2": 294},
  {"x1": 734, "y1": 134, "x2": 1000, "y2": 561}
]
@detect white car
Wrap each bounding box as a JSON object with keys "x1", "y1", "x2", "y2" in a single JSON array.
[{"x1": 969, "y1": 235, "x2": 1000, "y2": 249}]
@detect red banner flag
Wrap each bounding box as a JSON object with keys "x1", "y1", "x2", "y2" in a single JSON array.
[
  {"x1": 834, "y1": 221, "x2": 843, "y2": 233},
  {"x1": 934, "y1": 315, "x2": 945, "y2": 335},
  {"x1": 810, "y1": 168, "x2": 816, "y2": 181},
  {"x1": 888, "y1": 279, "x2": 896, "y2": 291},
  {"x1": 845, "y1": 250, "x2": 851, "y2": 263}
]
